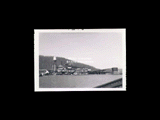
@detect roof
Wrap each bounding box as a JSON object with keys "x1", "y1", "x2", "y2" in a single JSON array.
[
  {"x1": 39, "y1": 69, "x2": 47, "y2": 70},
  {"x1": 39, "y1": 69, "x2": 47, "y2": 72},
  {"x1": 58, "y1": 65, "x2": 64, "y2": 68}
]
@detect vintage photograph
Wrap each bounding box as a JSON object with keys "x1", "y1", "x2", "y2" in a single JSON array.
[{"x1": 34, "y1": 29, "x2": 126, "y2": 91}]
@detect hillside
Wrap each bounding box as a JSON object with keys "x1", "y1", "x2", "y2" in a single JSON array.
[{"x1": 39, "y1": 55, "x2": 98, "y2": 71}]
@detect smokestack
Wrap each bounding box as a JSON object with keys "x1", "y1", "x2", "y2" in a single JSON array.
[{"x1": 53, "y1": 56, "x2": 57, "y2": 72}]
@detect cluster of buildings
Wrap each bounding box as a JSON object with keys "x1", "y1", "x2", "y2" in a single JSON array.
[
  {"x1": 39, "y1": 56, "x2": 121, "y2": 76},
  {"x1": 50, "y1": 57, "x2": 92, "y2": 75},
  {"x1": 56, "y1": 64, "x2": 91, "y2": 75},
  {"x1": 40, "y1": 65, "x2": 120, "y2": 76}
]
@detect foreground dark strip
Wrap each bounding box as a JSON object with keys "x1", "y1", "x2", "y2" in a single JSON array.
[{"x1": 94, "y1": 78, "x2": 122, "y2": 88}]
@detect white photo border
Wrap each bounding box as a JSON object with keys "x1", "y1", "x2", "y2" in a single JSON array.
[{"x1": 34, "y1": 29, "x2": 126, "y2": 91}]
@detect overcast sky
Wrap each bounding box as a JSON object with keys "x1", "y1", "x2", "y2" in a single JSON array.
[{"x1": 39, "y1": 32, "x2": 123, "y2": 69}]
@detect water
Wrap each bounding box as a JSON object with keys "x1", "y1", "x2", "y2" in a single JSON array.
[{"x1": 39, "y1": 74, "x2": 122, "y2": 88}]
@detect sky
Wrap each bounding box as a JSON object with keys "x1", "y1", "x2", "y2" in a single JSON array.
[{"x1": 39, "y1": 32, "x2": 123, "y2": 69}]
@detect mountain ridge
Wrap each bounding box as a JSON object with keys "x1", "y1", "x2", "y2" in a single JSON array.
[{"x1": 39, "y1": 55, "x2": 99, "y2": 71}]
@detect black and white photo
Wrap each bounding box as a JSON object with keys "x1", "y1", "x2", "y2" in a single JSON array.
[{"x1": 34, "y1": 29, "x2": 126, "y2": 91}]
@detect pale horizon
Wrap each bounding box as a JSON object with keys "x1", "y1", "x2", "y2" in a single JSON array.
[{"x1": 39, "y1": 32, "x2": 123, "y2": 69}]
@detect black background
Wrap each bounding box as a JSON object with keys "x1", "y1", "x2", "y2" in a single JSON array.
[
  {"x1": 32, "y1": 27, "x2": 127, "y2": 92},
  {"x1": 23, "y1": 22, "x2": 128, "y2": 102}
]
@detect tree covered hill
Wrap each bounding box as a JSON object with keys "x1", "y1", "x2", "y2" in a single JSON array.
[{"x1": 39, "y1": 55, "x2": 99, "y2": 71}]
